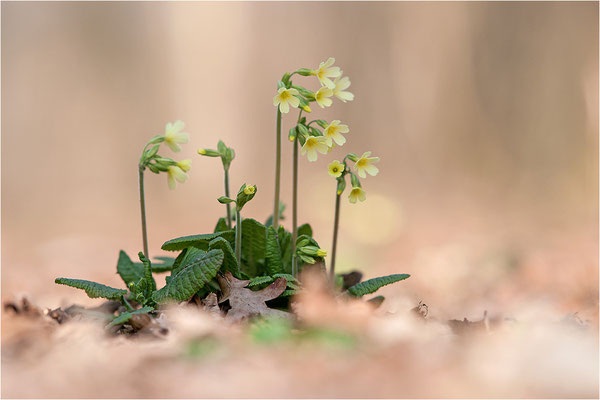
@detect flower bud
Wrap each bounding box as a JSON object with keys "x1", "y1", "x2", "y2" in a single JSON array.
[
  {"x1": 296, "y1": 68, "x2": 315, "y2": 76},
  {"x1": 236, "y1": 184, "x2": 257, "y2": 211},
  {"x1": 296, "y1": 124, "x2": 309, "y2": 138},
  {"x1": 288, "y1": 126, "x2": 297, "y2": 142},
  {"x1": 198, "y1": 148, "x2": 220, "y2": 157}
]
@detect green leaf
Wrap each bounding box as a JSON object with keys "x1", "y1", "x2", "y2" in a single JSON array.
[
  {"x1": 265, "y1": 226, "x2": 284, "y2": 275},
  {"x1": 272, "y1": 273, "x2": 298, "y2": 283},
  {"x1": 55, "y1": 278, "x2": 127, "y2": 300},
  {"x1": 161, "y1": 231, "x2": 234, "y2": 252},
  {"x1": 248, "y1": 276, "x2": 274, "y2": 287},
  {"x1": 209, "y1": 237, "x2": 240, "y2": 277},
  {"x1": 146, "y1": 256, "x2": 175, "y2": 273},
  {"x1": 214, "y1": 218, "x2": 229, "y2": 233},
  {"x1": 241, "y1": 218, "x2": 266, "y2": 276},
  {"x1": 298, "y1": 223, "x2": 313, "y2": 238},
  {"x1": 106, "y1": 306, "x2": 154, "y2": 329},
  {"x1": 277, "y1": 226, "x2": 293, "y2": 274},
  {"x1": 116, "y1": 250, "x2": 143, "y2": 286},
  {"x1": 172, "y1": 247, "x2": 206, "y2": 276},
  {"x1": 152, "y1": 249, "x2": 224, "y2": 303},
  {"x1": 218, "y1": 196, "x2": 234, "y2": 204},
  {"x1": 138, "y1": 252, "x2": 157, "y2": 297},
  {"x1": 281, "y1": 289, "x2": 298, "y2": 297},
  {"x1": 347, "y1": 274, "x2": 411, "y2": 297}
]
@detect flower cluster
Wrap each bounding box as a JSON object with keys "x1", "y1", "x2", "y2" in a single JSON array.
[
  {"x1": 273, "y1": 58, "x2": 355, "y2": 162},
  {"x1": 328, "y1": 151, "x2": 380, "y2": 204},
  {"x1": 140, "y1": 120, "x2": 191, "y2": 190}
]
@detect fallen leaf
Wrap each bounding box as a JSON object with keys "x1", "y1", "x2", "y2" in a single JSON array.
[
  {"x1": 217, "y1": 272, "x2": 291, "y2": 322},
  {"x1": 340, "y1": 271, "x2": 363, "y2": 290}
]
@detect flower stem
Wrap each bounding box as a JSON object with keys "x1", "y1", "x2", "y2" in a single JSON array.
[
  {"x1": 330, "y1": 190, "x2": 341, "y2": 280},
  {"x1": 291, "y1": 135, "x2": 299, "y2": 276},
  {"x1": 122, "y1": 296, "x2": 135, "y2": 312},
  {"x1": 291, "y1": 109, "x2": 303, "y2": 277},
  {"x1": 235, "y1": 209, "x2": 242, "y2": 265},
  {"x1": 138, "y1": 166, "x2": 149, "y2": 258},
  {"x1": 224, "y1": 168, "x2": 232, "y2": 229},
  {"x1": 273, "y1": 109, "x2": 282, "y2": 229}
]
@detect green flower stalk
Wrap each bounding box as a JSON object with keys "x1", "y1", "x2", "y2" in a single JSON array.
[
  {"x1": 272, "y1": 58, "x2": 354, "y2": 276},
  {"x1": 138, "y1": 121, "x2": 190, "y2": 257},
  {"x1": 198, "y1": 141, "x2": 236, "y2": 228},
  {"x1": 327, "y1": 152, "x2": 379, "y2": 279},
  {"x1": 273, "y1": 108, "x2": 282, "y2": 229},
  {"x1": 218, "y1": 183, "x2": 257, "y2": 264}
]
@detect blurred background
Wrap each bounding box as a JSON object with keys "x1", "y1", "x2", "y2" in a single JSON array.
[{"x1": 2, "y1": 2, "x2": 598, "y2": 322}]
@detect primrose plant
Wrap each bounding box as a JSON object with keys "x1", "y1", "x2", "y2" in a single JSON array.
[{"x1": 54, "y1": 58, "x2": 410, "y2": 328}]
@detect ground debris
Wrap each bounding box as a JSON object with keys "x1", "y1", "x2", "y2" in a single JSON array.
[
  {"x1": 411, "y1": 301, "x2": 429, "y2": 320},
  {"x1": 448, "y1": 310, "x2": 493, "y2": 335},
  {"x1": 3, "y1": 297, "x2": 42, "y2": 318}
]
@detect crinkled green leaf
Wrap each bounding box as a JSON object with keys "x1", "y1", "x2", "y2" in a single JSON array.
[
  {"x1": 277, "y1": 226, "x2": 293, "y2": 274},
  {"x1": 55, "y1": 278, "x2": 127, "y2": 300},
  {"x1": 347, "y1": 274, "x2": 410, "y2": 297},
  {"x1": 272, "y1": 273, "x2": 299, "y2": 284},
  {"x1": 161, "y1": 231, "x2": 234, "y2": 252},
  {"x1": 298, "y1": 223, "x2": 312, "y2": 238},
  {"x1": 241, "y1": 218, "x2": 266, "y2": 276},
  {"x1": 214, "y1": 218, "x2": 229, "y2": 233},
  {"x1": 265, "y1": 226, "x2": 284, "y2": 275},
  {"x1": 106, "y1": 306, "x2": 154, "y2": 329},
  {"x1": 248, "y1": 276, "x2": 274, "y2": 287},
  {"x1": 209, "y1": 237, "x2": 240, "y2": 277},
  {"x1": 152, "y1": 249, "x2": 224, "y2": 303},
  {"x1": 116, "y1": 250, "x2": 143, "y2": 286},
  {"x1": 145, "y1": 256, "x2": 176, "y2": 273},
  {"x1": 138, "y1": 252, "x2": 157, "y2": 298},
  {"x1": 281, "y1": 289, "x2": 299, "y2": 297},
  {"x1": 172, "y1": 247, "x2": 206, "y2": 276}
]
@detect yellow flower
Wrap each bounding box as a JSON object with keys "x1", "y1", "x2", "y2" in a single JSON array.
[
  {"x1": 164, "y1": 120, "x2": 189, "y2": 152},
  {"x1": 328, "y1": 160, "x2": 345, "y2": 178},
  {"x1": 313, "y1": 58, "x2": 342, "y2": 89},
  {"x1": 316, "y1": 248, "x2": 327, "y2": 257},
  {"x1": 167, "y1": 165, "x2": 188, "y2": 190},
  {"x1": 243, "y1": 185, "x2": 256, "y2": 195},
  {"x1": 315, "y1": 87, "x2": 334, "y2": 108},
  {"x1": 323, "y1": 120, "x2": 349, "y2": 147},
  {"x1": 177, "y1": 159, "x2": 192, "y2": 172},
  {"x1": 348, "y1": 186, "x2": 366, "y2": 204},
  {"x1": 333, "y1": 73, "x2": 354, "y2": 102},
  {"x1": 300, "y1": 136, "x2": 329, "y2": 162},
  {"x1": 354, "y1": 151, "x2": 380, "y2": 178},
  {"x1": 273, "y1": 87, "x2": 300, "y2": 114}
]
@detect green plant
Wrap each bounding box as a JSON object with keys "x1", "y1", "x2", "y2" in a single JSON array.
[{"x1": 55, "y1": 59, "x2": 411, "y2": 327}]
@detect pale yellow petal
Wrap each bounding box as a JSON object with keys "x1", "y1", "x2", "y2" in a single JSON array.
[
  {"x1": 364, "y1": 164, "x2": 379, "y2": 176},
  {"x1": 279, "y1": 101, "x2": 290, "y2": 114},
  {"x1": 288, "y1": 96, "x2": 300, "y2": 108},
  {"x1": 332, "y1": 132, "x2": 346, "y2": 146},
  {"x1": 167, "y1": 174, "x2": 176, "y2": 190}
]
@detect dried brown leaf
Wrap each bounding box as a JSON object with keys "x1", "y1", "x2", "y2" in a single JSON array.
[{"x1": 217, "y1": 272, "x2": 291, "y2": 322}]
